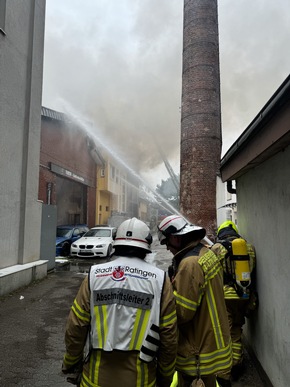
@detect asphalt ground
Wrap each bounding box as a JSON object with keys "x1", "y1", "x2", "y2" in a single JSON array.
[{"x1": 0, "y1": 238, "x2": 265, "y2": 386}]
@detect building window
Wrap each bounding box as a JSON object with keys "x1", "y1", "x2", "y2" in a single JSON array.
[
  {"x1": 99, "y1": 205, "x2": 102, "y2": 211},
  {"x1": 0, "y1": 0, "x2": 6, "y2": 35},
  {"x1": 106, "y1": 206, "x2": 109, "y2": 212},
  {"x1": 100, "y1": 168, "x2": 105, "y2": 177},
  {"x1": 110, "y1": 165, "x2": 115, "y2": 180}
]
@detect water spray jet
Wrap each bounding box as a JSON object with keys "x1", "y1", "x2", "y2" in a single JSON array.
[{"x1": 58, "y1": 100, "x2": 213, "y2": 245}]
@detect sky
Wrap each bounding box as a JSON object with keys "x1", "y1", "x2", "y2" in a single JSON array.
[{"x1": 42, "y1": 0, "x2": 290, "y2": 189}]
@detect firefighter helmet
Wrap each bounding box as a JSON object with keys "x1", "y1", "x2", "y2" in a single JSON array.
[
  {"x1": 157, "y1": 215, "x2": 206, "y2": 245},
  {"x1": 114, "y1": 217, "x2": 152, "y2": 253},
  {"x1": 217, "y1": 220, "x2": 240, "y2": 239}
]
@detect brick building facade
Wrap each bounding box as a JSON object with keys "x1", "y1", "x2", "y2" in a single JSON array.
[{"x1": 39, "y1": 107, "x2": 96, "y2": 227}]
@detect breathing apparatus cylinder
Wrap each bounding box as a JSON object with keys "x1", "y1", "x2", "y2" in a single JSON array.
[{"x1": 231, "y1": 238, "x2": 251, "y2": 298}]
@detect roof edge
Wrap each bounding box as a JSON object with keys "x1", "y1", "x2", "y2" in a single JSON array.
[{"x1": 221, "y1": 74, "x2": 290, "y2": 169}]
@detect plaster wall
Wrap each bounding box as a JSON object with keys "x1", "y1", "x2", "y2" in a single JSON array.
[
  {"x1": 0, "y1": 1, "x2": 46, "y2": 269},
  {"x1": 237, "y1": 144, "x2": 290, "y2": 387}
]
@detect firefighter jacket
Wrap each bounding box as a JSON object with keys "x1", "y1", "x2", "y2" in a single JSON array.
[
  {"x1": 211, "y1": 237, "x2": 257, "y2": 370},
  {"x1": 211, "y1": 238, "x2": 256, "y2": 300},
  {"x1": 62, "y1": 255, "x2": 178, "y2": 387},
  {"x1": 171, "y1": 241, "x2": 232, "y2": 378}
]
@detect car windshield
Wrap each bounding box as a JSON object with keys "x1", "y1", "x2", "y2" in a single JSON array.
[
  {"x1": 85, "y1": 229, "x2": 112, "y2": 238},
  {"x1": 57, "y1": 228, "x2": 73, "y2": 238}
]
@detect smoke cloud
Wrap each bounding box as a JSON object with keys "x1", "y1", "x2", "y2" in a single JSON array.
[
  {"x1": 218, "y1": 0, "x2": 290, "y2": 154},
  {"x1": 43, "y1": 0, "x2": 290, "y2": 186}
]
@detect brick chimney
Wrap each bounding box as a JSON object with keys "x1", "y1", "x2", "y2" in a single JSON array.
[{"x1": 180, "y1": 0, "x2": 222, "y2": 239}]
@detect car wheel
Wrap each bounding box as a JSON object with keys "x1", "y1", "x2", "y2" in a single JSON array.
[
  {"x1": 62, "y1": 242, "x2": 70, "y2": 257},
  {"x1": 106, "y1": 245, "x2": 113, "y2": 257}
]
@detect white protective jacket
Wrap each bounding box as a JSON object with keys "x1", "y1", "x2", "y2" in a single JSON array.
[{"x1": 89, "y1": 256, "x2": 165, "y2": 362}]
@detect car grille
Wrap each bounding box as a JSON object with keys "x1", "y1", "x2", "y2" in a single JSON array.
[{"x1": 79, "y1": 245, "x2": 94, "y2": 249}]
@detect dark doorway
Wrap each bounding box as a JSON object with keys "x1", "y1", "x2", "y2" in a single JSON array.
[{"x1": 56, "y1": 176, "x2": 87, "y2": 225}]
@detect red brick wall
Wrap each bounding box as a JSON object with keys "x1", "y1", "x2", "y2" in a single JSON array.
[
  {"x1": 39, "y1": 116, "x2": 96, "y2": 227},
  {"x1": 180, "y1": 0, "x2": 221, "y2": 239}
]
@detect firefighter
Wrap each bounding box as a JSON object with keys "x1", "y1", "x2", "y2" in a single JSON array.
[
  {"x1": 62, "y1": 217, "x2": 178, "y2": 387},
  {"x1": 211, "y1": 221, "x2": 257, "y2": 382},
  {"x1": 158, "y1": 215, "x2": 232, "y2": 387}
]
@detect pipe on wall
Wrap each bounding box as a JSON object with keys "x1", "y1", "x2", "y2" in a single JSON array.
[{"x1": 227, "y1": 180, "x2": 236, "y2": 194}]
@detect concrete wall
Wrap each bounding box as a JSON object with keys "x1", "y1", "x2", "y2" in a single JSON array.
[
  {"x1": 0, "y1": 1, "x2": 46, "y2": 271},
  {"x1": 237, "y1": 144, "x2": 290, "y2": 387}
]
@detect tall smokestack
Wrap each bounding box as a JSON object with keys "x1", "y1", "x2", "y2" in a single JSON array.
[{"x1": 180, "y1": 0, "x2": 221, "y2": 239}]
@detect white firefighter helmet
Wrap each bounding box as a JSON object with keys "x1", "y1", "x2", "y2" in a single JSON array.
[
  {"x1": 114, "y1": 217, "x2": 152, "y2": 253},
  {"x1": 158, "y1": 215, "x2": 206, "y2": 245}
]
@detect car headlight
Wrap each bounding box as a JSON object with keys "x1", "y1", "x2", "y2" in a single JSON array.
[
  {"x1": 71, "y1": 244, "x2": 77, "y2": 248},
  {"x1": 95, "y1": 244, "x2": 104, "y2": 248}
]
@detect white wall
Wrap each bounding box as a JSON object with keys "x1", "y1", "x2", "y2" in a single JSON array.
[
  {"x1": 0, "y1": 1, "x2": 46, "y2": 269},
  {"x1": 237, "y1": 144, "x2": 290, "y2": 387}
]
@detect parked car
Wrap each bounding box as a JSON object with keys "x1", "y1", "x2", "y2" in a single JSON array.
[
  {"x1": 70, "y1": 226, "x2": 117, "y2": 258},
  {"x1": 56, "y1": 224, "x2": 89, "y2": 257}
]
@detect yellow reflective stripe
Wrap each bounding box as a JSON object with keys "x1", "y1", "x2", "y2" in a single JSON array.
[
  {"x1": 176, "y1": 343, "x2": 232, "y2": 375},
  {"x1": 159, "y1": 359, "x2": 176, "y2": 376},
  {"x1": 232, "y1": 342, "x2": 242, "y2": 361},
  {"x1": 63, "y1": 352, "x2": 83, "y2": 366},
  {"x1": 81, "y1": 369, "x2": 99, "y2": 387},
  {"x1": 170, "y1": 371, "x2": 178, "y2": 387},
  {"x1": 224, "y1": 285, "x2": 240, "y2": 299},
  {"x1": 89, "y1": 350, "x2": 101, "y2": 386},
  {"x1": 94, "y1": 305, "x2": 107, "y2": 348},
  {"x1": 160, "y1": 310, "x2": 177, "y2": 328},
  {"x1": 129, "y1": 308, "x2": 150, "y2": 350},
  {"x1": 71, "y1": 299, "x2": 90, "y2": 323},
  {"x1": 205, "y1": 260, "x2": 222, "y2": 282},
  {"x1": 130, "y1": 309, "x2": 143, "y2": 350},
  {"x1": 232, "y1": 342, "x2": 242, "y2": 350},
  {"x1": 177, "y1": 343, "x2": 232, "y2": 364},
  {"x1": 174, "y1": 290, "x2": 198, "y2": 311},
  {"x1": 206, "y1": 282, "x2": 225, "y2": 349},
  {"x1": 198, "y1": 250, "x2": 219, "y2": 269},
  {"x1": 200, "y1": 343, "x2": 232, "y2": 362},
  {"x1": 136, "y1": 357, "x2": 149, "y2": 387}
]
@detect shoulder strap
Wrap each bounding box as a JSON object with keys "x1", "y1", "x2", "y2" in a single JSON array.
[{"x1": 218, "y1": 239, "x2": 240, "y2": 291}]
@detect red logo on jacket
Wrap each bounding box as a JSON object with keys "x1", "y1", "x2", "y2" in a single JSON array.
[{"x1": 112, "y1": 266, "x2": 125, "y2": 281}]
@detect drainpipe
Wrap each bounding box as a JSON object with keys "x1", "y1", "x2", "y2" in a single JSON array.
[
  {"x1": 47, "y1": 182, "x2": 52, "y2": 205},
  {"x1": 227, "y1": 180, "x2": 236, "y2": 194}
]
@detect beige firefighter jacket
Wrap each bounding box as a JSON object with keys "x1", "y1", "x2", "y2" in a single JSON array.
[
  {"x1": 62, "y1": 257, "x2": 177, "y2": 387},
  {"x1": 171, "y1": 241, "x2": 232, "y2": 378}
]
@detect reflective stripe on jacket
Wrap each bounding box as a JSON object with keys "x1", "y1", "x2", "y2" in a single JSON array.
[
  {"x1": 172, "y1": 242, "x2": 232, "y2": 377},
  {"x1": 63, "y1": 256, "x2": 178, "y2": 387}
]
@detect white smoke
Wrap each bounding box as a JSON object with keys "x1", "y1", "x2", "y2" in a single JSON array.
[{"x1": 43, "y1": 0, "x2": 290, "y2": 186}]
